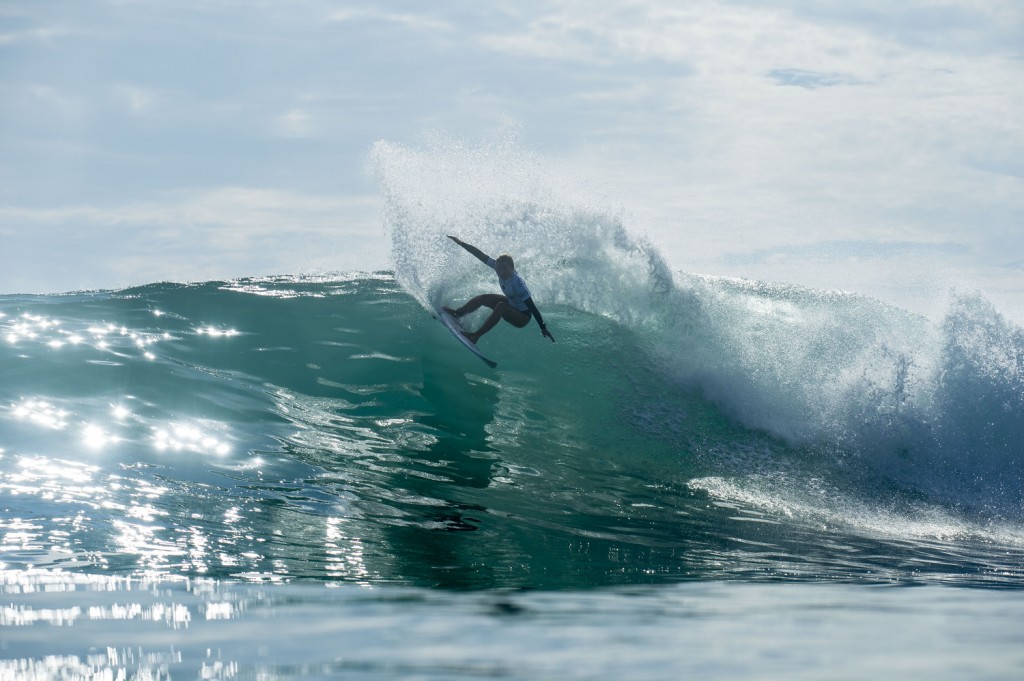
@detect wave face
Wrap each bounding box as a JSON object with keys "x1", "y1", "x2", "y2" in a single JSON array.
[{"x1": 0, "y1": 272, "x2": 1022, "y2": 588}]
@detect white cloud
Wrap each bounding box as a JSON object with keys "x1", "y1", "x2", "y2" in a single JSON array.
[
  {"x1": 279, "y1": 108, "x2": 314, "y2": 138},
  {"x1": 26, "y1": 84, "x2": 83, "y2": 114},
  {"x1": 2, "y1": 188, "x2": 375, "y2": 233},
  {"x1": 327, "y1": 7, "x2": 454, "y2": 33},
  {"x1": 481, "y1": 3, "x2": 855, "y2": 72},
  {"x1": 114, "y1": 84, "x2": 159, "y2": 115},
  {"x1": 0, "y1": 26, "x2": 76, "y2": 46},
  {"x1": 0, "y1": 189, "x2": 385, "y2": 291},
  {"x1": 474, "y1": 1, "x2": 1022, "y2": 237}
]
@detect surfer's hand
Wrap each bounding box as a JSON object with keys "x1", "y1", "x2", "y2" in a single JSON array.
[{"x1": 541, "y1": 325, "x2": 555, "y2": 342}]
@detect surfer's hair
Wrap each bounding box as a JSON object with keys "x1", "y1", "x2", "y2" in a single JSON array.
[{"x1": 496, "y1": 254, "x2": 514, "y2": 269}]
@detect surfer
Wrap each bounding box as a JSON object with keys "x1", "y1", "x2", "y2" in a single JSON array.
[{"x1": 444, "y1": 236, "x2": 555, "y2": 344}]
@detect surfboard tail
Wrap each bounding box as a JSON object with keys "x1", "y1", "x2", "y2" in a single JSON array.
[{"x1": 438, "y1": 309, "x2": 498, "y2": 369}]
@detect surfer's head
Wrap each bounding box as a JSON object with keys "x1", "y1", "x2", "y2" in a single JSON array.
[{"x1": 496, "y1": 254, "x2": 515, "y2": 279}]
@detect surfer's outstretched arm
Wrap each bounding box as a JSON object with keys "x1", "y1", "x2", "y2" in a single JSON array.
[
  {"x1": 525, "y1": 298, "x2": 555, "y2": 342},
  {"x1": 447, "y1": 235, "x2": 489, "y2": 264}
]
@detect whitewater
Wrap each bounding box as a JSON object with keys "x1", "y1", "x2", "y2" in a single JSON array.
[{"x1": 2, "y1": 139, "x2": 1023, "y2": 679}]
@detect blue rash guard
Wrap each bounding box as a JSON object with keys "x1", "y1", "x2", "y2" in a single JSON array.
[{"x1": 486, "y1": 257, "x2": 532, "y2": 312}]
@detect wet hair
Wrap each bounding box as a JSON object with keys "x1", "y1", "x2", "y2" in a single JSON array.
[{"x1": 496, "y1": 254, "x2": 515, "y2": 270}]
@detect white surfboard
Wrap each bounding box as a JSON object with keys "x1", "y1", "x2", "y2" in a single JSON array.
[{"x1": 437, "y1": 309, "x2": 497, "y2": 369}]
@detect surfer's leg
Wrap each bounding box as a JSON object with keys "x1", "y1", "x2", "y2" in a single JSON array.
[
  {"x1": 465, "y1": 302, "x2": 529, "y2": 343},
  {"x1": 449, "y1": 294, "x2": 504, "y2": 318}
]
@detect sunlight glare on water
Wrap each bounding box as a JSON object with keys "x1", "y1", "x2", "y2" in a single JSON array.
[
  {"x1": 152, "y1": 422, "x2": 232, "y2": 456},
  {"x1": 1, "y1": 571, "x2": 1022, "y2": 681},
  {"x1": 11, "y1": 399, "x2": 69, "y2": 430}
]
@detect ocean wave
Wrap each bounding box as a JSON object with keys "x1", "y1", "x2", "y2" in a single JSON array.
[{"x1": 372, "y1": 136, "x2": 1024, "y2": 517}]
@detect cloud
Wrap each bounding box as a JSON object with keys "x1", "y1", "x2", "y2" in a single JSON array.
[
  {"x1": 720, "y1": 240, "x2": 969, "y2": 266},
  {"x1": 478, "y1": 2, "x2": 881, "y2": 76},
  {"x1": 113, "y1": 84, "x2": 160, "y2": 115},
  {"x1": 0, "y1": 26, "x2": 76, "y2": 46},
  {"x1": 779, "y1": 0, "x2": 1024, "y2": 55},
  {"x1": 471, "y1": 2, "x2": 1023, "y2": 223},
  {"x1": 327, "y1": 7, "x2": 454, "y2": 33},
  {"x1": 767, "y1": 69, "x2": 865, "y2": 89},
  {"x1": 278, "y1": 108, "x2": 314, "y2": 138},
  {"x1": 2, "y1": 188, "x2": 375, "y2": 234},
  {"x1": 0, "y1": 189, "x2": 385, "y2": 291}
]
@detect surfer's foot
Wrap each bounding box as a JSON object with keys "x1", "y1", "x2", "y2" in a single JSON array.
[
  {"x1": 462, "y1": 330, "x2": 480, "y2": 344},
  {"x1": 443, "y1": 306, "x2": 462, "y2": 318}
]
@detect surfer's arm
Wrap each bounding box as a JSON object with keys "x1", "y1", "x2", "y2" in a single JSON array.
[
  {"x1": 447, "y1": 236, "x2": 490, "y2": 265},
  {"x1": 525, "y1": 298, "x2": 554, "y2": 342}
]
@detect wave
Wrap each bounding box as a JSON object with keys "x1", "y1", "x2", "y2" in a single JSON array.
[
  {"x1": 0, "y1": 140, "x2": 1020, "y2": 587},
  {"x1": 372, "y1": 136, "x2": 1024, "y2": 517},
  {"x1": 2, "y1": 273, "x2": 1022, "y2": 586}
]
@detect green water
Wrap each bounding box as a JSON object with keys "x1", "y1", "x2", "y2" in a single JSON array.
[{"x1": 2, "y1": 273, "x2": 1023, "y2": 680}]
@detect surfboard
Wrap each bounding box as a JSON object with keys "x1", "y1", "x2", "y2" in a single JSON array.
[{"x1": 437, "y1": 309, "x2": 497, "y2": 369}]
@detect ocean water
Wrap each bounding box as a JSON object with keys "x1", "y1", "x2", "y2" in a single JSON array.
[
  {"x1": 3, "y1": 143, "x2": 1024, "y2": 677},
  {"x1": 2, "y1": 269, "x2": 1022, "y2": 678}
]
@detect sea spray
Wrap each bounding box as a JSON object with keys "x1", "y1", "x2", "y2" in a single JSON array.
[{"x1": 370, "y1": 135, "x2": 675, "y2": 325}]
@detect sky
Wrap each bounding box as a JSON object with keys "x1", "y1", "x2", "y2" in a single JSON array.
[{"x1": 1, "y1": 0, "x2": 1022, "y2": 320}]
